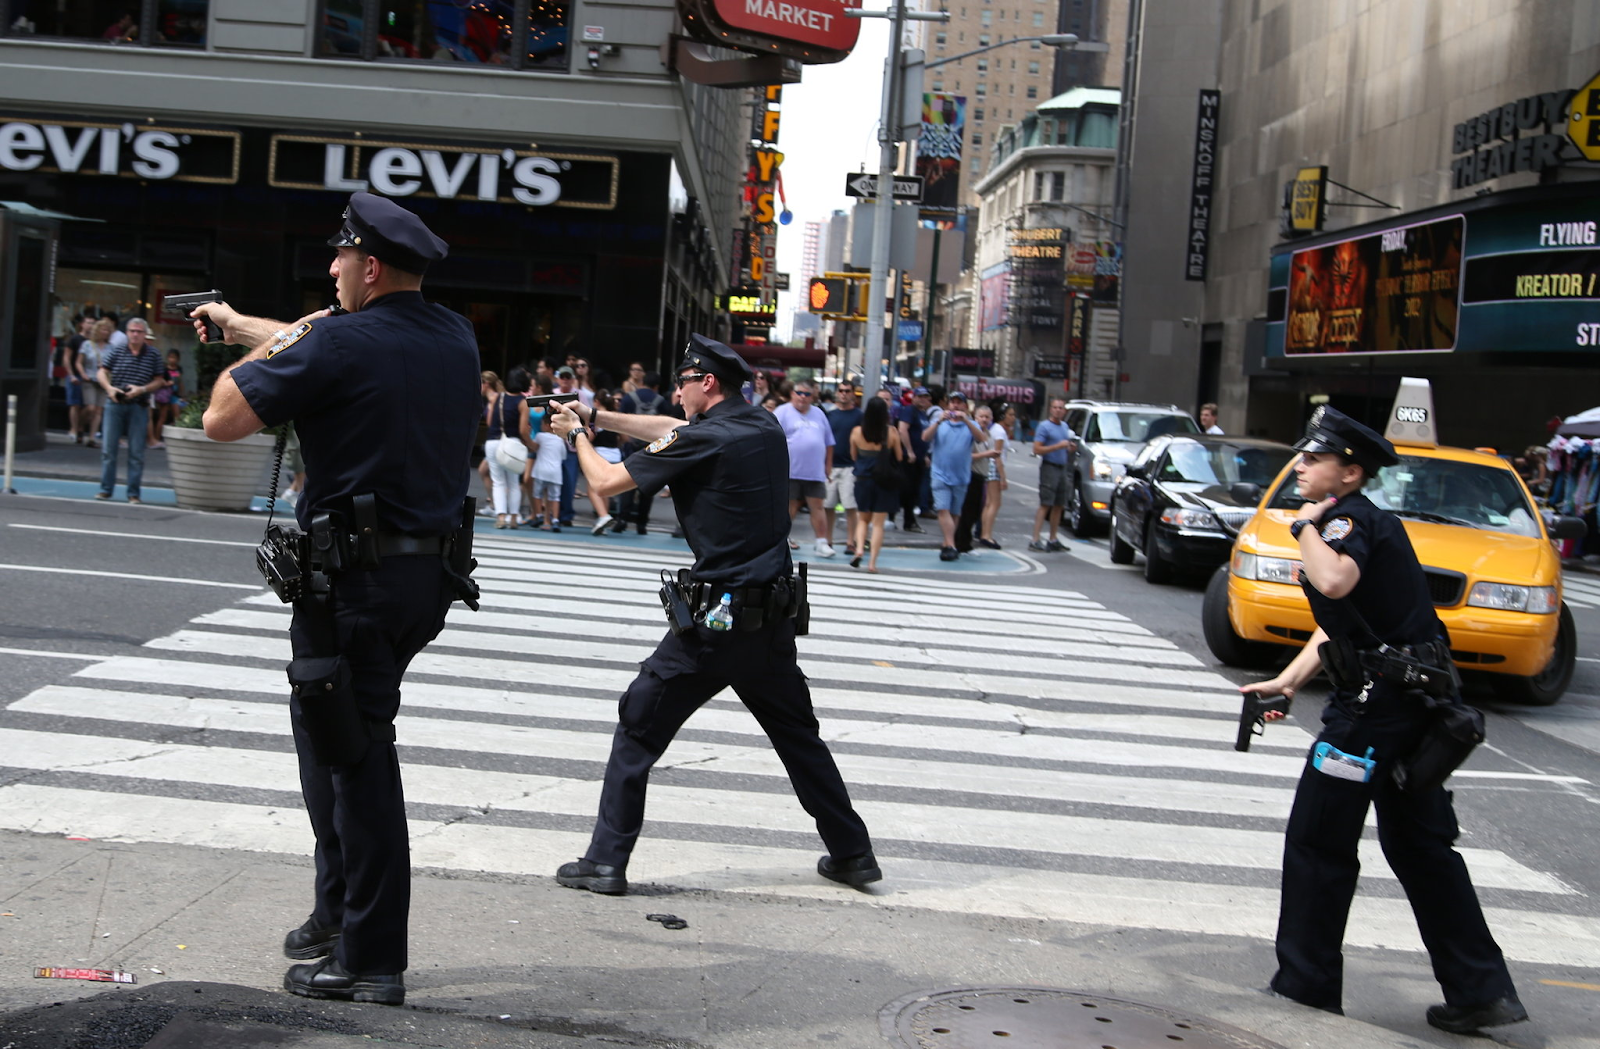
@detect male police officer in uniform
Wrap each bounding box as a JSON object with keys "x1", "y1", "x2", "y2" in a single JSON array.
[
  {"x1": 545, "y1": 334, "x2": 880, "y2": 895},
  {"x1": 1241, "y1": 407, "x2": 1525, "y2": 1036},
  {"x1": 194, "y1": 193, "x2": 482, "y2": 1006}
]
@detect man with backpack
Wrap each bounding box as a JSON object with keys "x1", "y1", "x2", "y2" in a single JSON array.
[{"x1": 613, "y1": 371, "x2": 668, "y2": 533}]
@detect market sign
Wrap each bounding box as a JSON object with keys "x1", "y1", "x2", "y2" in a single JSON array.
[
  {"x1": 268, "y1": 134, "x2": 619, "y2": 209},
  {"x1": 677, "y1": 0, "x2": 861, "y2": 64},
  {"x1": 1448, "y1": 72, "x2": 1600, "y2": 188},
  {"x1": 0, "y1": 116, "x2": 239, "y2": 183}
]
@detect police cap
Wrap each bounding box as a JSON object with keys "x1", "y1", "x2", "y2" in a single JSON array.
[
  {"x1": 676, "y1": 333, "x2": 753, "y2": 389},
  {"x1": 1293, "y1": 405, "x2": 1399, "y2": 474},
  {"x1": 327, "y1": 192, "x2": 449, "y2": 275}
]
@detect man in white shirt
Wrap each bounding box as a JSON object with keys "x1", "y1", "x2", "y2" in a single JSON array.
[
  {"x1": 774, "y1": 379, "x2": 836, "y2": 557},
  {"x1": 1200, "y1": 403, "x2": 1224, "y2": 435}
]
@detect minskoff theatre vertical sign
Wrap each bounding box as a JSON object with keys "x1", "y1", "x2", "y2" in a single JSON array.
[{"x1": 1185, "y1": 89, "x2": 1219, "y2": 281}]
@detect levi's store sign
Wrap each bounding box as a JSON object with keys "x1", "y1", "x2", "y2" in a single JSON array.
[
  {"x1": 268, "y1": 134, "x2": 621, "y2": 210},
  {"x1": 0, "y1": 117, "x2": 240, "y2": 183}
]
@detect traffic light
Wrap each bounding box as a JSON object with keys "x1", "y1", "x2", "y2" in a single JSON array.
[{"x1": 808, "y1": 277, "x2": 850, "y2": 314}]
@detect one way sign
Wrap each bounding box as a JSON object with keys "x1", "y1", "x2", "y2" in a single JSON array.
[{"x1": 844, "y1": 173, "x2": 924, "y2": 202}]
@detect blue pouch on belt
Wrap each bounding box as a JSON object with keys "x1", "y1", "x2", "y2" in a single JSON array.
[{"x1": 1312, "y1": 742, "x2": 1376, "y2": 783}]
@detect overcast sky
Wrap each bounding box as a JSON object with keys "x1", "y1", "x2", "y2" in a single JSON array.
[{"x1": 767, "y1": 14, "x2": 898, "y2": 341}]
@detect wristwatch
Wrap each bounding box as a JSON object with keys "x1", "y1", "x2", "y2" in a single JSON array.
[
  {"x1": 566, "y1": 427, "x2": 586, "y2": 449},
  {"x1": 1289, "y1": 518, "x2": 1312, "y2": 540}
]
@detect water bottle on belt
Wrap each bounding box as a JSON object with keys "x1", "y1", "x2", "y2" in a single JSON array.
[{"x1": 705, "y1": 593, "x2": 735, "y2": 632}]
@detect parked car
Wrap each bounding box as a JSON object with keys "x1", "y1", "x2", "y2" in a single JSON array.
[
  {"x1": 1061, "y1": 400, "x2": 1201, "y2": 536},
  {"x1": 1204, "y1": 381, "x2": 1585, "y2": 706},
  {"x1": 1109, "y1": 434, "x2": 1297, "y2": 583}
]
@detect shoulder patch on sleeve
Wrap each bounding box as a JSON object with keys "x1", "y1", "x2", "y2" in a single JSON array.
[
  {"x1": 1320, "y1": 517, "x2": 1353, "y2": 542},
  {"x1": 645, "y1": 429, "x2": 680, "y2": 454},
  {"x1": 266, "y1": 322, "x2": 313, "y2": 358}
]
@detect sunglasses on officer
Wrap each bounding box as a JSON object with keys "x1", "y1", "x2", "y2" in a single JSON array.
[{"x1": 674, "y1": 372, "x2": 711, "y2": 388}]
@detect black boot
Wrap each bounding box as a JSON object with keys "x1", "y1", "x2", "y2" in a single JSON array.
[
  {"x1": 817, "y1": 852, "x2": 882, "y2": 887},
  {"x1": 556, "y1": 857, "x2": 628, "y2": 895},
  {"x1": 284, "y1": 955, "x2": 404, "y2": 1005},
  {"x1": 1425, "y1": 996, "x2": 1528, "y2": 1035},
  {"x1": 282, "y1": 916, "x2": 341, "y2": 960}
]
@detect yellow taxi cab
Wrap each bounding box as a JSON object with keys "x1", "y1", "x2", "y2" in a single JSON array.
[{"x1": 1203, "y1": 378, "x2": 1585, "y2": 705}]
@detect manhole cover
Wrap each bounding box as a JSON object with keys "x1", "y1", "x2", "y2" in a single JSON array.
[{"x1": 880, "y1": 988, "x2": 1287, "y2": 1049}]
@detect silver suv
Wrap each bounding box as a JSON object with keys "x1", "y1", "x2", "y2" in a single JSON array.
[{"x1": 1061, "y1": 400, "x2": 1200, "y2": 536}]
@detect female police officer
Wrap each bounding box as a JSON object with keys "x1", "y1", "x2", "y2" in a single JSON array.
[
  {"x1": 1241, "y1": 406, "x2": 1525, "y2": 1036},
  {"x1": 193, "y1": 192, "x2": 481, "y2": 1006},
  {"x1": 544, "y1": 334, "x2": 880, "y2": 896}
]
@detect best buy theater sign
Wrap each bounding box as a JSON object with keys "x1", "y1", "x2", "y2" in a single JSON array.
[{"x1": 1450, "y1": 69, "x2": 1600, "y2": 188}]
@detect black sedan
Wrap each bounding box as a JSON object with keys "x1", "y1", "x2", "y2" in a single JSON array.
[{"x1": 1108, "y1": 434, "x2": 1297, "y2": 583}]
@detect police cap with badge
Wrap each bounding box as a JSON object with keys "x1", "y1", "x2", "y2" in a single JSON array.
[
  {"x1": 677, "y1": 334, "x2": 752, "y2": 390},
  {"x1": 1294, "y1": 405, "x2": 1399, "y2": 475},
  {"x1": 328, "y1": 192, "x2": 449, "y2": 275}
]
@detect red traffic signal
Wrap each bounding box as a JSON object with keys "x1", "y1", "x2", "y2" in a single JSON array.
[{"x1": 808, "y1": 277, "x2": 850, "y2": 314}]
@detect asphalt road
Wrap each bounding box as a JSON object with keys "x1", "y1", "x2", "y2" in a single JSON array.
[{"x1": 1, "y1": 452, "x2": 1598, "y2": 1046}]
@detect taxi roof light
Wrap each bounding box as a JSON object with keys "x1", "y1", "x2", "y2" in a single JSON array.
[{"x1": 1385, "y1": 376, "x2": 1438, "y2": 449}]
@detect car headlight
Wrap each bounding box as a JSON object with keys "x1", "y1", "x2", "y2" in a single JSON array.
[
  {"x1": 1160, "y1": 507, "x2": 1219, "y2": 530},
  {"x1": 1092, "y1": 459, "x2": 1113, "y2": 480},
  {"x1": 1467, "y1": 582, "x2": 1559, "y2": 614},
  {"x1": 1233, "y1": 550, "x2": 1302, "y2": 584}
]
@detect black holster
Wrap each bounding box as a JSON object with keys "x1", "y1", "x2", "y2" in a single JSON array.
[
  {"x1": 287, "y1": 652, "x2": 372, "y2": 767},
  {"x1": 1392, "y1": 695, "x2": 1485, "y2": 793},
  {"x1": 1317, "y1": 636, "x2": 1366, "y2": 691}
]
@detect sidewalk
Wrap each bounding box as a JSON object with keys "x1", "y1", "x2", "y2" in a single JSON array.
[{"x1": 0, "y1": 830, "x2": 1452, "y2": 1049}]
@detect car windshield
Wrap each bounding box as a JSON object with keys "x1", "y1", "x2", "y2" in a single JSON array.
[
  {"x1": 1088, "y1": 411, "x2": 1200, "y2": 442},
  {"x1": 1160, "y1": 442, "x2": 1296, "y2": 486},
  {"x1": 1267, "y1": 454, "x2": 1541, "y2": 537}
]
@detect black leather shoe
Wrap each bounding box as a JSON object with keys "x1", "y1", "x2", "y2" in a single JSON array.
[
  {"x1": 818, "y1": 852, "x2": 882, "y2": 887},
  {"x1": 283, "y1": 955, "x2": 404, "y2": 1005},
  {"x1": 556, "y1": 858, "x2": 628, "y2": 895},
  {"x1": 1426, "y1": 996, "x2": 1528, "y2": 1034},
  {"x1": 283, "y1": 917, "x2": 341, "y2": 960}
]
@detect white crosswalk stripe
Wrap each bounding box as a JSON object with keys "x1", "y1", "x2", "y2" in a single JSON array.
[
  {"x1": 1561, "y1": 571, "x2": 1600, "y2": 609},
  {"x1": 2, "y1": 540, "x2": 1594, "y2": 966}
]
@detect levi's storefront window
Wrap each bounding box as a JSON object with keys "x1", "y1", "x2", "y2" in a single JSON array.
[{"x1": 2, "y1": 0, "x2": 209, "y2": 46}]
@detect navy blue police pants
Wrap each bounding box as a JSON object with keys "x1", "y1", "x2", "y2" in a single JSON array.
[
  {"x1": 288, "y1": 556, "x2": 451, "y2": 975},
  {"x1": 1271, "y1": 683, "x2": 1517, "y2": 1011},
  {"x1": 585, "y1": 615, "x2": 873, "y2": 868}
]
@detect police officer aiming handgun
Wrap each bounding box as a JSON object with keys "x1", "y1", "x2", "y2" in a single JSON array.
[
  {"x1": 192, "y1": 192, "x2": 482, "y2": 1006},
  {"x1": 545, "y1": 334, "x2": 880, "y2": 896},
  {"x1": 1240, "y1": 406, "x2": 1525, "y2": 1036}
]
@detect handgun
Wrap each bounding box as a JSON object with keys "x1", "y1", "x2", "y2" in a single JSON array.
[
  {"x1": 526, "y1": 392, "x2": 580, "y2": 413},
  {"x1": 162, "y1": 290, "x2": 225, "y2": 342},
  {"x1": 1235, "y1": 693, "x2": 1291, "y2": 752}
]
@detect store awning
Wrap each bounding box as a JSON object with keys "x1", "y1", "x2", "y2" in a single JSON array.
[{"x1": 731, "y1": 343, "x2": 825, "y2": 369}]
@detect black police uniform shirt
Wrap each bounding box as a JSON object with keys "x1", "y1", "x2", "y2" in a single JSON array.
[
  {"x1": 1300, "y1": 492, "x2": 1442, "y2": 649},
  {"x1": 232, "y1": 291, "x2": 481, "y2": 535},
  {"x1": 624, "y1": 395, "x2": 791, "y2": 587}
]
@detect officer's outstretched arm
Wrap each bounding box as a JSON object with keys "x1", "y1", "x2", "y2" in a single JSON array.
[{"x1": 590, "y1": 407, "x2": 686, "y2": 444}]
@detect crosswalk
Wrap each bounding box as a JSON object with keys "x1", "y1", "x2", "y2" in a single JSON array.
[
  {"x1": 2, "y1": 535, "x2": 1596, "y2": 966},
  {"x1": 1562, "y1": 570, "x2": 1600, "y2": 610}
]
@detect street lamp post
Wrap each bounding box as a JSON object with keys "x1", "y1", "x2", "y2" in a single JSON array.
[{"x1": 841, "y1": 11, "x2": 1108, "y2": 398}]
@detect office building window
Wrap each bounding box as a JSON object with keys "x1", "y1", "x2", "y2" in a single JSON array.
[
  {"x1": 4, "y1": 0, "x2": 209, "y2": 46},
  {"x1": 976, "y1": 58, "x2": 987, "y2": 71},
  {"x1": 1028, "y1": 60, "x2": 1038, "y2": 74},
  {"x1": 936, "y1": 31, "x2": 946, "y2": 46},
  {"x1": 1032, "y1": 11, "x2": 1043, "y2": 26},
  {"x1": 975, "y1": 83, "x2": 987, "y2": 96},
  {"x1": 980, "y1": 9, "x2": 991, "y2": 24},
  {"x1": 973, "y1": 107, "x2": 984, "y2": 121},
  {"x1": 1026, "y1": 85, "x2": 1037, "y2": 98},
  {"x1": 314, "y1": 1, "x2": 554, "y2": 68},
  {"x1": 1050, "y1": 172, "x2": 1065, "y2": 200},
  {"x1": 978, "y1": 33, "x2": 990, "y2": 45},
  {"x1": 1030, "y1": 39, "x2": 1040, "y2": 48},
  {"x1": 932, "y1": 81, "x2": 943, "y2": 92}
]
